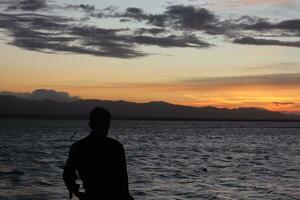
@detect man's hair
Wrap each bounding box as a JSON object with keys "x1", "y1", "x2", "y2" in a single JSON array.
[{"x1": 89, "y1": 107, "x2": 111, "y2": 128}]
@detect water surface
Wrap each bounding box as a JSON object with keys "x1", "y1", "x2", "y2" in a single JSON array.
[{"x1": 0, "y1": 119, "x2": 299, "y2": 200}]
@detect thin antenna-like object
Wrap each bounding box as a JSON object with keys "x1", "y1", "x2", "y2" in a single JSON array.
[{"x1": 70, "y1": 130, "x2": 78, "y2": 141}]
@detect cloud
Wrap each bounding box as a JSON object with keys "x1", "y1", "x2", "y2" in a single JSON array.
[
  {"x1": 0, "y1": 13, "x2": 146, "y2": 58},
  {"x1": 134, "y1": 28, "x2": 166, "y2": 35},
  {"x1": 7, "y1": 0, "x2": 47, "y2": 11},
  {"x1": 234, "y1": 37, "x2": 300, "y2": 48},
  {"x1": 231, "y1": 17, "x2": 300, "y2": 38},
  {"x1": 275, "y1": 19, "x2": 300, "y2": 31},
  {"x1": 163, "y1": 5, "x2": 217, "y2": 30},
  {"x1": 114, "y1": 6, "x2": 300, "y2": 38},
  {"x1": 116, "y1": 5, "x2": 219, "y2": 32},
  {"x1": 83, "y1": 73, "x2": 300, "y2": 91},
  {"x1": 272, "y1": 102, "x2": 294, "y2": 106},
  {"x1": 65, "y1": 4, "x2": 95, "y2": 13},
  {"x1": 0, "y1": 89, "x2": 80, "y2": 102},
  {"x1": 93, "y1": 6, "x2": 148, "y2": 21},
  {"x1": 0, "y1": 9, "x2": 213, "y2": 58},
  {"x1": 0, "y1": 2, "x2": 300, "y2": 57},
  {"x1": 179, "y1": 73, "x2": 300, "y2": 89},
  {"x1": 132, "y1": 34, "x2": 210, "y2": 48},
  {"x1": 146, "y1": 14, "x2": 166, "y2": 27},
  {"x1": 243, "y1": 19, "x2": 300, "y2": 32},
  {"x1": 121, "y1": 7, "x2": 148, "y2": 21},
  {"x1": 141, "y1": 5, "x2": 219, "y2": 32}
]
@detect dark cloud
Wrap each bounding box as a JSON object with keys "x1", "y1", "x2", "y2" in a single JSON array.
[
  {"x1": 119, "y1": 18, "x2": 131, "y2": 22},
  {"x1": 107, "y1": 7, "x2": 148, "y2": 21},
  {"x1": 115, "y1": 5, "x2": 218, "y2": 32},
  {"x1": 1, "y1": 2, "x2": 300, "y2": 56},
  {"x1": 272, "y1": 102, "x2": 294, "y2": 106},
  {"x1": 7, "y1": 0, "x2": 47, "y2": 11},
  {"x1": 134, "y1": 28, "x2": 166, "y2": 35},
  {"x1": 164, "y1": 5, "x2": 216, "y2": 30},
  {"x1": 234, "y1": 37, "x2": 300, "y2": 48},
  {"x1": 0, "y1": 13, "x2": 146, "y2": 58},
  {"x1": 123, "y1": 7, "x2": 148, "y2": 21},
  {"x1": 0, "y1": 89, "x2": 80, "y2": 102},
  {"x1": 0, "y1": 12, "x2": 210, "y2": 58},
  {"x1": 65, "y1": 4, "x2": 95, "y2": 13},
  {"x1": 126, "y1": 7, "x2": 143, "y2": 14},
  {"x1": 106, "y1": 6, "x2": 300, "y2": 39},
  {"x1": 148, "y1": 14, "x2": 168, "y2": 27},
  {"x1": 146, "y1": 5, "x2": 218, "y2": 32},
  {"x1": 233, "y1": 17, "x2": 300, "y2": 37},
  {"x1": 275, "y1": 20, "x2": 300, "y2": 31},
  {"x1": 132, "y1": 35, "x2": 210, "y2": 48},
  {"x1": 244, "y1": 19, "x2": 300, "y2": 31}
]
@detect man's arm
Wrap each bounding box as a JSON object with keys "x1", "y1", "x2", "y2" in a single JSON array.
[
  {"x1": 119, "y1": 144, "x2": 134, "y2": 200},
  {"x1": 63, "y1": 145, "x2": 79, "y2": 199}
]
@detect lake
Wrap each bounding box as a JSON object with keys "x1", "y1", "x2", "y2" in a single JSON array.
[{"x1": 0, "y1": 119, "x2": 299, "y2": 200}]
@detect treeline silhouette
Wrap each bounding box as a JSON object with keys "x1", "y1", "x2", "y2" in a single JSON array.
[{"x1": 0, "y1": 95, "x2": 299, "y2": 121}]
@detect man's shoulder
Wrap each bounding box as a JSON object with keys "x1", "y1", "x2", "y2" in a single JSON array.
[
  {"x1": 105, "y1": 137, "x2": 123, "y2": 147},
  {"x1": 71, "y1": 136, "x2": 123, "y2": 149},
  {"x1": 70, "y1": 136, "x2": 90, "y2": 150}
]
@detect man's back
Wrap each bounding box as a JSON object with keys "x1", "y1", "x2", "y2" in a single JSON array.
[
  {"x1": 63, "y1": 107, "x2": 133, "y2": 200},
  {"x1": 63, "y1": 134, "x2": 133, "y2": 199}
]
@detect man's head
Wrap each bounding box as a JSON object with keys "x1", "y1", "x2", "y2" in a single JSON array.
[{"x1": 89, "y1": 107, "x2": 111, "y2": 136}]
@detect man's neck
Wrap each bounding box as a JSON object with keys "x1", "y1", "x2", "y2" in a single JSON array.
[{"x1": 90, "y1": 130, "x2": 107, "y2": 138}]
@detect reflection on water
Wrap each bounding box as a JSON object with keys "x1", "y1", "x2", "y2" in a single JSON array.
[{"x1": 0, "y1": 119, "x2": 300, "y2": 200}]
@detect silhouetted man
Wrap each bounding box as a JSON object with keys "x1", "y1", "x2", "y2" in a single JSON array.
[{"x1": 63, "y1": 107, "x2": 134, "y2": 200}]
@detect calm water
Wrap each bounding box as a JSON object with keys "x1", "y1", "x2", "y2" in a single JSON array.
[{"x1": 0, "y1": 119, "x2": 300, "y2": 200}]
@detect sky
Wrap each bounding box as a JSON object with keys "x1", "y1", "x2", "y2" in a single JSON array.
[{"x1": 0, "y1": 0, "x2": 300, "y2": 113}]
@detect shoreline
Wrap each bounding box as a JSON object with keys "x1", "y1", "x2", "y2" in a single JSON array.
[{"x1": 1, "y1": 115, "x2": 300, "y2": 122}]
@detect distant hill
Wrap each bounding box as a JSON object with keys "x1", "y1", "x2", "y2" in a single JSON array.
[{"x1": 0, "y1": 95, "x2": 299, "y2": 121}]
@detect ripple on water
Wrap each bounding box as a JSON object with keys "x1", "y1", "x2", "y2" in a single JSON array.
[{"x1": 0, "y1": 120, "x2": 300, "y2": 200}]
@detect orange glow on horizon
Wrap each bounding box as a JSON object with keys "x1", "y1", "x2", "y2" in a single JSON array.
[{"x1": 5, "y1": 82, "x2": 297, "y2": 113}]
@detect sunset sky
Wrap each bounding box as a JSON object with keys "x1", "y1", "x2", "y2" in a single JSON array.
[{"x1": 0, "y1": 0, "x2": 300, "y2": 113}]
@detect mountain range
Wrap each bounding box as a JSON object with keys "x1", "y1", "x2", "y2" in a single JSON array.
[{"x1": 0, "y1": 95, "x2": 299, "y2": 121}]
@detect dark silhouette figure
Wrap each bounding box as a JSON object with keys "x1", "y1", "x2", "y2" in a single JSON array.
[{"x1": 63, "y1": 107, "x2": 134, "y2": 200}]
